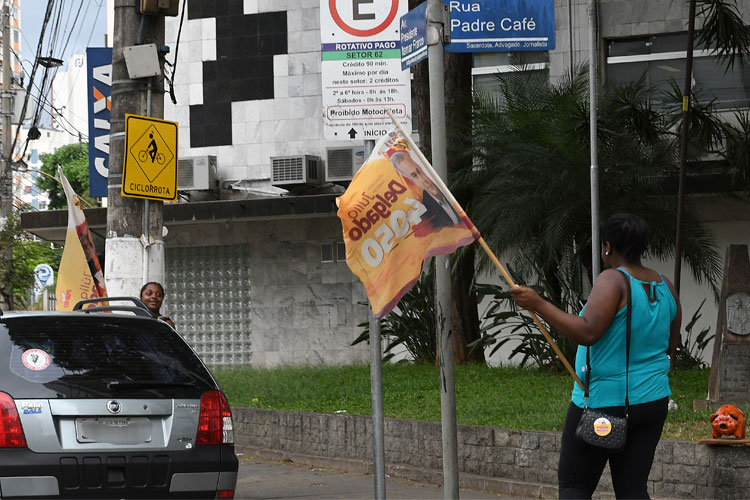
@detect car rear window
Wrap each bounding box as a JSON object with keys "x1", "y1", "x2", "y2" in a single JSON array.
[{"x1": 0, "y1": 317, "x2": 217, "y2": 399}]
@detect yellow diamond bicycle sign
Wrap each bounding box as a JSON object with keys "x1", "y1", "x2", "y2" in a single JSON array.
[{"x1": 122, "y1": 114, "x2": 178, "y2": 201}]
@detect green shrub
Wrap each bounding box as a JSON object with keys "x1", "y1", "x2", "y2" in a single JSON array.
[{"x1": 351, "y1": 263, "x2": 436, "y2": 363}]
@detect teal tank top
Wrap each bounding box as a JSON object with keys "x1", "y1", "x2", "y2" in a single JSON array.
[{"x1": 571, "y1": 269, "x2": 677, "y2": 408}]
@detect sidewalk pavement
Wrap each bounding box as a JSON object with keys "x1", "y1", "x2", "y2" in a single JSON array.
[{"x1": 235, "y1": 452, "x2": 512, "y2": 499}]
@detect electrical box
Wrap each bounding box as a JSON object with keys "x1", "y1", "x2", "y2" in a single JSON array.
[
  {"x1": 140, "y1": 0, "x2": 179, "y2": 16},
  {"x1": 123, "y1": 44, "x2": 161, "y2": 79}
]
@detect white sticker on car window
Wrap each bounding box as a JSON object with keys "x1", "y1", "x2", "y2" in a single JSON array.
[{"x1": 21, "y1": 349, "x2": 51, "y2": 371}]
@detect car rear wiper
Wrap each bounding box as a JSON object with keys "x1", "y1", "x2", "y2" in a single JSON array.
[{"x1": 106, "y1": 380, "x2": 196, "y2": 389}]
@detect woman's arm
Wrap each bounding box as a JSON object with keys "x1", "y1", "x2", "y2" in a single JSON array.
[
  {"x1": 510, "y1": 269, "x2": 625, "y2": 346},
  {"x1": 663, "y1": 277, "x2": 683, "y2": 372}
]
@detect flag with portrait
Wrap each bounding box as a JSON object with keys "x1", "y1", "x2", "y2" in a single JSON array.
[{"x1": 337, "y1": 127, "x2": 479, "y2": 318}]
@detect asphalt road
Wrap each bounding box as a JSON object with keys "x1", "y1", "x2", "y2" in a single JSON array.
[{"x1": 234, "y1": 453, "x2": 508, "y2": 499}]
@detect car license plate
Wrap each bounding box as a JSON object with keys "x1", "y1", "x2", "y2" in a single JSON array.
[{"x1": 76, "y1": 417, "x2": 152, "y2": 444}]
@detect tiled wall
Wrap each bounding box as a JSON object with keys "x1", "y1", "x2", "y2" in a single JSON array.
[
  {"x1": 235, "y1": 407, "x2": 750, "y2": 500},
  {"x1": 166, "y1": 0, "x2": 336, "y2": 186},
  {"x1": 163, "y1": 214, "x2": 369, "y2": 367}
]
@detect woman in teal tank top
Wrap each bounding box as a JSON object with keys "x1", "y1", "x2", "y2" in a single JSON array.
[{"x1": 511, "y1": 213, "x2": 682, "y2": 500}]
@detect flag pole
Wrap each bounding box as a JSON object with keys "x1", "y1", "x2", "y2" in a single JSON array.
[
  {"x1": 364, "y1": 138, "x2": 386, "y2": 500},
  {"x1": 385, "y1": 110, "x2": 584, "y2": 390}
]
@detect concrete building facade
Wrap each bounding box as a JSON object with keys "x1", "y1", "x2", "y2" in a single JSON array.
[{"x1": 21, "y1": 0, "x2": 750, "y2": 367}]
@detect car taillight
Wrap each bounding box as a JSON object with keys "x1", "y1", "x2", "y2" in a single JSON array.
[
  {"x1": 196, "y1": 390, "x2": 234, "y2": 445},
  {"x1": 217, "y1": 490, "x2": 234, "y2": 498},
  {"x1": 0, "y1": 392, "x2": 27, "y2": 448}
]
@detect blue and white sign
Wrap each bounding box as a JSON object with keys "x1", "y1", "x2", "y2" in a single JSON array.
[
  {"x1": 444, "y1": 0, "x2": 555, "y2": 53},
  {"x1": 86, "y1": 48, "x2": 112, "y2": 198},
  {"x1": 34, "y1": 264, "x2": 54, "y2": 289},
  {"x1": 400, "y1": 2, "x2": 428, "y2": 70}
]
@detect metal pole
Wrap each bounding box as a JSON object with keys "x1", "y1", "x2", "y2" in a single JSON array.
[
  {"x1": 588, "y1": 0, "x2": 600, "y2": 280},
  {"x1": 142, "y1": 79, "x2": 152, "y2": 284},
  {"x1": 674, "y1": 0, "x2": 697, "y2": 295},
  {"x1": 427, "y1": 1, "x2": 458, "y2": 497},
  {"x1": 365, "y1": 138, "x2": 386, "y2": 500}
]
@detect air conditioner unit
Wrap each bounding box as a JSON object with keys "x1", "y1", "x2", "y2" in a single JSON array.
[
  {"x1": 178, "y1": 155, "x2": 217, "y2": 191},
  {"x1": 325, "y1": 146, "x2": 365, "y2": 182},
  {"x1": 270, "y1": 155, "x2": 323, "y2": 187}
]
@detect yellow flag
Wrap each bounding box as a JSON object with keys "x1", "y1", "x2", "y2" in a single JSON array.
[
  {"x1": 336, "y1": 127, "x2": 479, "y2": 318},
  {"x1": 56, "y1": 168, "x2": 107, "y2": 311}
]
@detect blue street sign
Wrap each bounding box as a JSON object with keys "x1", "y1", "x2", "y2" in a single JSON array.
[
  {"x1": 443, "y1": 0, "x2": 555, "y2": 53},
  {"x1": 400, "y1": 2, "x2": 428, "y2": 70}
]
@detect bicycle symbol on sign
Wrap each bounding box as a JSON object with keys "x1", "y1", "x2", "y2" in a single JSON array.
[{"x1": 137, "y1": 133, "x2": 165, "y2": 165}]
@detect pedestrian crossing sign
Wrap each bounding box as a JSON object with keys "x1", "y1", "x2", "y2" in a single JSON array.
[{"x1": 122, "y1": 114, "x2": 179, "y2": 201}]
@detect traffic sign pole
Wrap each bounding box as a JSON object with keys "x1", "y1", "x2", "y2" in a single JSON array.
[
  {"x1": 365, "y1": 138, "x2": 386, "y2": 500},
  {"x1": 426, "y1": 1, "x2": 459, "y2": 498}
]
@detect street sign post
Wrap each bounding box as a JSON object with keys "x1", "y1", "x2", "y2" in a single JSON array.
[
  {"x1": 121, "y1": 114, "x2": 178, "y2": 202},
  {"x1": 443, "y1": 0, "x2": 555, "y2": 52},
  {"x1": 400, "y1": 2, "x2": 427, "y2": 70},
  {"x1": 320, "y1": 0, "x2": 411, "y2": 141}
]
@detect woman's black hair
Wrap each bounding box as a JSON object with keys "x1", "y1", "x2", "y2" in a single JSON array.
[
  {"x1": 601, "y1": 213, "x2": 649, "y2": 262},
  {"x1": 139, "y1": 281, "x2": 165, "y2": 297}
]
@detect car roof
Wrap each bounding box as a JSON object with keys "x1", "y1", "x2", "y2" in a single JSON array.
[
  {"x1": 1, "y1": 297, "x2": 157, "y2": 321},
  {"x1": 0, "y1": 310, "x2": 155, "y2": 320}
]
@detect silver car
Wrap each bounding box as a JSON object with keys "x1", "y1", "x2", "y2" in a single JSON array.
[{"x1": 0, "y1": 298, "x2": 238, "y2": 499}]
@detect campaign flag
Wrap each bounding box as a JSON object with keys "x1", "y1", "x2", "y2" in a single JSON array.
[
  {"x1": 337, "y1": 127, "x2": 480, "y2": 318},
  {"x1": 56, "y1": 168, "x2": 107, "y2": 311}
]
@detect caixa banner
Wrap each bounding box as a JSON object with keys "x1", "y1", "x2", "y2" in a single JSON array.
[
  {"x1": 86, "y1": 47, "x2": 112, "y2": 198},
  {"x1": 444, "y1": 0, "x2": 555, "y2": 52}
]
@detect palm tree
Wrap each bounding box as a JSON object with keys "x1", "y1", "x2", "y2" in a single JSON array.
[{"x1": 455, "y1": 63, "x2": 723, "y2": 307}]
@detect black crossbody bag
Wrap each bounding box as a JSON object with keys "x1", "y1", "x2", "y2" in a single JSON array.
[{"x1": 574, "y1": 269, "x2": 632, "y2": 451}]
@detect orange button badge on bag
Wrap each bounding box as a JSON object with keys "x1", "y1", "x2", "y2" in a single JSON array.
[{"x1": 594, "y1": 417, "x2": 613, "y2": 437}]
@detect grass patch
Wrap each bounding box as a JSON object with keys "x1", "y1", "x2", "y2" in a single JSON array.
[{"x1": 213, "y1": 364, "x2": 713, "y2": 442}]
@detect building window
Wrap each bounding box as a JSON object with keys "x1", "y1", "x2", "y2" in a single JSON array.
[
  {"x1": 38, "y1": 201, "x2": 47, "y2": 210},
  {"x1": 336, "y1": 242, "x2": 347, "y2": 262},
  {"x1": 322, "y1": 242, "x2": 347, "y2": 263},
  {"x1": 31, "y1": 149, "x2": 38, "y2": 163},
  {"x1": 606, "y1": 33, "x2": 750, "y2": 110},
  {"x1": 321, "y1": 243, "x2": 334, "y2": 263},
  {"x1": 471, "y1": 51, "x2": 550, "y2": 94}
]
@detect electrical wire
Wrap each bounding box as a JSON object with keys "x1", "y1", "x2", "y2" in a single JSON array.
[
  {"x1": 12, "y1": 0, "x2": 105, "y2": 158},
  {"x1": 9, "y1": 0, "x2": 56, "y2": 162},
  {"x1": 164, "y1": 0, "x2": 188, "y2": 105},
  {"x1": 56, "y1": 0, "x2": 104, "y2": 134},
  {"x1": 9, "y1": 47, "x2": 89, "y2": 161}
]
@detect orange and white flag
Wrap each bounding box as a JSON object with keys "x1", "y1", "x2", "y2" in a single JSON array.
[
  {"x1": 56, "y1": 168, "x2": 107, "y2": 311},
  {"x1": 337, "y1": 127, "x2": 479, "y2": 318}
]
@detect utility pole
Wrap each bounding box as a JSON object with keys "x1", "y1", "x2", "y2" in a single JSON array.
[
  {"x1": 0, "y1": 3, "x2": 12, "y2": 311},
  {"x1": 674, "y1": 0, "x2": 697, "y2": 295},
  {"x1": 588, "y1": 0, "x2": 600, "y2": 281},
  {"x1": 106, "y1": 1, "x2": 165, "y2": 296},
  {"x1": 1, "y1": 3, "x2": 11, "y2": 219}
]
